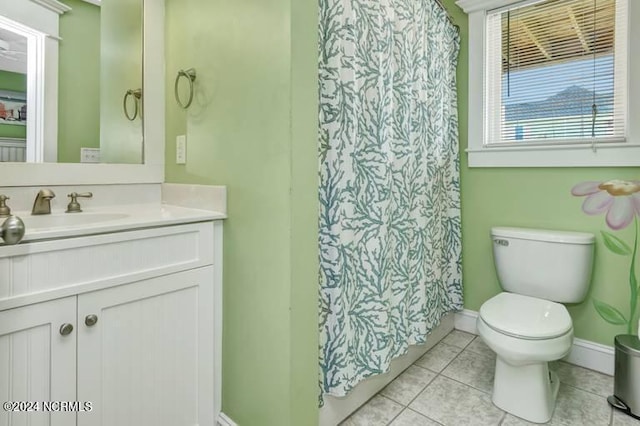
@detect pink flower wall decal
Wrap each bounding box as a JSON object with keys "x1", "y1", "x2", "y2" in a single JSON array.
[
  {"x1": 572, "y1": 179, "x2": 640, "y2": 335},
  {"x1": 571, "y1": 180, "x2": 640, "y2": 230}
]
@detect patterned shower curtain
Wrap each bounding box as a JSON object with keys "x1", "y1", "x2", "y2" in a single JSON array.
[{"x1": 318, "y1": 0, "x2": 463, "y2": 398}]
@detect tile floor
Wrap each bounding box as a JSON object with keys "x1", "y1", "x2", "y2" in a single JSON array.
[{"x1": 342, "y1": 330, "x2": 640, "y2": 426}]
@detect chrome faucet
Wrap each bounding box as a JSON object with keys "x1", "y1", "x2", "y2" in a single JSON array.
[{"x1": 32, "y1": 189, "x2": 56, "y2": 215}]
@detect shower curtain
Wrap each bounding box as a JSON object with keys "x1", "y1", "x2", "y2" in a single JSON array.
[{"x1": 318, "y1": 0, "x2": 463, "y2": 398}]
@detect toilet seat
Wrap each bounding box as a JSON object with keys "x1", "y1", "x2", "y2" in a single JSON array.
[{"x1": 479, "y1": 292, "x2": 572, "y2": 340}]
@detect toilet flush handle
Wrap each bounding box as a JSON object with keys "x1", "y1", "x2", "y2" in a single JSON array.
[{"x1": 494, "y1": 238, "x2": 509, "y2": 247}]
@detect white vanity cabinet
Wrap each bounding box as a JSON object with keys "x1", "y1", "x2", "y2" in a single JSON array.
[
  {"x1": 0, "y1": 297, "x2": 77, "y2": 426},
  {"x1": 77, "y1": 267, "x2": 214, "y2": 426},
  {"x1": 0, "y1": 220, "x2": 223, "y2": 426}
]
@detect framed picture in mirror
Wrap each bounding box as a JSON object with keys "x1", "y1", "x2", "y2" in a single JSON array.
[{"x1": 0, "y1": 90, "x2": 27, "y2": 126}]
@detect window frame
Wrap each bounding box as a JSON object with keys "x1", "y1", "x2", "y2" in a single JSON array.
[{"x1": 457, "y1": 0, "x2": 640, "y2": 167}]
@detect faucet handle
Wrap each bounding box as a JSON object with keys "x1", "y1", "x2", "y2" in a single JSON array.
[
  {"x1": 66, "y1": 192, "x2": 93, "y2": 213},
  {"x1": 0, "y1": 195, "x2": 10, "y2": 218}
]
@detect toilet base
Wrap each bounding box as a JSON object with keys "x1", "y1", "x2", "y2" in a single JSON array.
[{"x1": 492, "y1": 357, "x2": 560, "y2": 423}]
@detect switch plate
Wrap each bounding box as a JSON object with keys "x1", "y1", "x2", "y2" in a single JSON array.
[
  {"x1": 80, "y1": 148, "x2": 101, "y2": 163},
  {"x1": 176, "y1": 135, "x2": 187, "y2": 164}
]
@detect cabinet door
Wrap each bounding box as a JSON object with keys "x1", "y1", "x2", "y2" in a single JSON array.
[
  {"x1": 0, "y1": 297, "x2": 77, "y2": 426},
  {"x1": 77, "y1": 267, "x2": 214, "y2": 426}
]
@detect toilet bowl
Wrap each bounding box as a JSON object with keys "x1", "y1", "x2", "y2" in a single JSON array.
[
  {"x1": 478, "y1": 292, "x2": 574, "y2": 423},
  {"x1": 478, "y1": 227, "x2": 594, "y2": 423}
]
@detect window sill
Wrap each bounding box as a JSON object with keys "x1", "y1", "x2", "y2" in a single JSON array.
[{"x1": 466, "y1": 143, "x2": 640, "y2": 167}]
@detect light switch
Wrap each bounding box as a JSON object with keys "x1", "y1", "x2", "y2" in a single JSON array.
[{"x1": 176, "y1": 135, "x2": 187, "y2": 164}]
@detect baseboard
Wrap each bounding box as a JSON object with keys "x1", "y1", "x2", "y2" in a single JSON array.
[
  {"x1": 564, "y1": 338, "x2": 615, "y2": 376},
  {"x1": 454, "y1": 310, "x2": 615, "y2": 376},
  {"x1": 454, "y1": 309, "x2": 479, "y2": 334},
  {"x1": 217, "y1": 412, "x2": 238, "y2": 426}
]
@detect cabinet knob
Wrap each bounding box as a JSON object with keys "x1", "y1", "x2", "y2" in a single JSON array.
[
  {"x1": 0, "y1": 216, "x2": 25, "y2": 245},
  {"x1": 84, "y1": 314, "x2": 98, "y2": 327},
  {"x1": 59, "y1": 323, "x2": 74, "y2": 336}
]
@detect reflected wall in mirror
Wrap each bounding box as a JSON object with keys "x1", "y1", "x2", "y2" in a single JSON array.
[{"x1": 0, "y1": 0, "x2": 143, "y2": 165}]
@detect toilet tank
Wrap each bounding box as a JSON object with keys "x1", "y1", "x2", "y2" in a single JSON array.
[{"x1": 491, "y1": 227, "x2": 595, "y2": 303}]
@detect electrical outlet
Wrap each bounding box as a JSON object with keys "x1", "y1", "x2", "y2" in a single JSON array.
[
  {"x1": 80, "y1": 148, "x2": 101, "y2": 163},
  {"x1": 176, "y1": 135, "x2": 187, "y2": 164}
]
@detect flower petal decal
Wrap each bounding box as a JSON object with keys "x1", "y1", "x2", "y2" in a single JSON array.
[
  {"x1": 571, "y1": 181, "x2": 602, "y2": 196},
  {"x1": 606, "y1": 197, "x2": 635, "y2": 230},
  {"x1": 572, "y1": 179, "x2": 640, "y2": 229},
  {"x1": 632, "y1": 193, "x2": 640, "y2": 215},
  {"x1": 582, "y1": 191, "x2": 614, "y2": 215}
]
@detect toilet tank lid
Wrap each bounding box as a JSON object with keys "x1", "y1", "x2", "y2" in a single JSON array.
[{"x1": 491, "y1": 227, "x2": 595, "y2": 244}]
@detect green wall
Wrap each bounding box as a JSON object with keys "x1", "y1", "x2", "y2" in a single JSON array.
[
  {"x1": 443, "y1": 0, "x2": 639, "y2": 345},
  {"x1": 58, "y1": 0, "x2": 100, "y2": 163},
  {"x1": 0, "y1": 70, "x2": 26, "y2": 140},
  {"x1": 163, "y1": 1, "x2": 636, "y2": 424},
  {"x1": 164, "y1": 0, "x2": 319, "y2": 425},
  {"x1": 290, "y1": 0, "x2": 322, "y2": 422}
]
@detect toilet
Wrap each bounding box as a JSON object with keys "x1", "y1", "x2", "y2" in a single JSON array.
[{"x1": 477, "y1": 227, "x2": 595, "y2": 423}]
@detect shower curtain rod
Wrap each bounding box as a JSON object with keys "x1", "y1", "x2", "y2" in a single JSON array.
[{"x1": 433, "y1": 0, "x2": 460, "y2": 29}]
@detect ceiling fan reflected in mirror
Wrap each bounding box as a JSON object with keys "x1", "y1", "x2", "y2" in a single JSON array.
[{"x1": 0, "y1": 39, "x2": 26, "y2": 61}]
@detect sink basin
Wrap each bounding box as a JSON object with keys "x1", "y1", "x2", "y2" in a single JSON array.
[{"x1": 22, "y1": 213, "x2": 129, "y2": 230}]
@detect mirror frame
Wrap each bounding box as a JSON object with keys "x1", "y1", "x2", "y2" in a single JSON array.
[{"x1": 0, "y1": 0, "x2": 164, "y2": 186}]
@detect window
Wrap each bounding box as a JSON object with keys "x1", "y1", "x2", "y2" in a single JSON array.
[
  {"x1": 457, "y1": 0, "x2": 640, "y2": 167},
  {"x1": 487, "y1": 0, "x2": 627, "y2": 146}
]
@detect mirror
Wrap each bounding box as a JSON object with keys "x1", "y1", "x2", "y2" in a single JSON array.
[{"x1": 0, "y1": 0, "x2": 143, "y2": 164}]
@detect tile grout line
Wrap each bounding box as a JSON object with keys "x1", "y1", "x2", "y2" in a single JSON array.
[
  {"x1": 349, "y1": 330, "x2": 621, "y2": 426},
  {"x1": 414, "y1": 336, "x2": 473, "y2": 375},
  {"x1": 384, "y1": 406, "x2": 406, "y2": 426},
  {"x1": 398, "y1": 332, "x2": 621, "y2": 426},
  {"x1": 560, "y1": 380, "x2": 613, "y2": 400},
  {"x1": 447, "y1": 337, "x2": 615, "y2": 400},
  {"x1": 378, "y1": 393, "x2": 407, "y2": 407},
  {"x1": 407, "y1": 407, "x2": 446, "y2": 426},
  {"x1": 551, "y1": 365, "x2": 615, "y2": 400},
  {"x1": 378, "y1": 331, "x2": 455, "y2": 407},
  {"x1": 438, "y1": 337, "x2": 497, "y2": 396},
  {"x1": 380, "y1": 332, "x2": 470, "y2": 425},
  {"x1": 548, "y1": 361, "x2": 617, "y2": 424},
  {"x1": 400, "y1": 334, "x2": 478, "y2": 424},
  {"x1": 401, "y1": 372, "x2": 441, "y2": 423},
  {"x1": 441, "y1": 373, "x2": 496, "y2": 396},
  {"x1": 435, "y1": 336, "x2": 510, "y2": 421},
  {"x1": 368, "y1": 332, "x2": 459, "y2": 425},
  {"x1": 380, "y1": 331, "x2": 456, "y2": 425},
  {"x1": 441, "y1": 350, "x2": 613, "y2": 401}
]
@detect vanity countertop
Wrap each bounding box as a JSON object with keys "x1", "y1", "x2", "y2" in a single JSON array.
[{"x1": 8, "y1": 203, "x2": 226, "y2": 243}]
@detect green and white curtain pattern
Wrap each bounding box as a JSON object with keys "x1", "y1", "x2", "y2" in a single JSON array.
[{"x1": 318, "y1": 0, "x2": 463, "y2": 397}]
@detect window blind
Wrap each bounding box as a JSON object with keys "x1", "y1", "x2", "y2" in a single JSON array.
[{"x1": 485, "y1": 0, "x2": 627, "y2": 145}]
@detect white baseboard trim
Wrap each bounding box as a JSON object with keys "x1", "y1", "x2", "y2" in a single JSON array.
[
  {"x1": 454, "y1": 309, "x2": 615, "y2": 376},
  {"x1": 454, "y1": 309, "x2": 479, "y2": 334},
  {"x1": 565, "y1": 338, "x2": 615, "y2": 376},
  {"x1": 217, "y1": 412, "x2": 238, "y2": 426}
]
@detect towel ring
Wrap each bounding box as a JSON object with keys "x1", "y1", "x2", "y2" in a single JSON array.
[
  {"x1": 175, "y1": 68, "x2": 196, "y2": 109},
  {"x1": 123, "y1": 88, "x2": 142, "y2": 121}
]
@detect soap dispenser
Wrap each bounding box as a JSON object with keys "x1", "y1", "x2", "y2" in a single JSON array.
[{"x1": 0, "y1": 195, "x2": 11, "y2": 218}]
